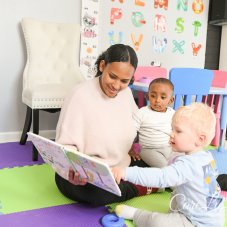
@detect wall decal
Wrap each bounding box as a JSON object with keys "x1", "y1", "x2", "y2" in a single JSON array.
[
  {"x1": 152, "y1": 36, "x2": 168, "y2": 53},
  {"x1": 82, "y1": 13, "x2": 97, "y2": 38},
  {"x1": 154, "y1": 14, "x2": 166, "y2": 32},
  {"x1": 135, "y1": 0, "x2": 145, "y2": 7},
  {"x1": 154, "y1": 0, "x2": 168, "y2": 10},
  {"x1": 175, "y1": 17, "x2": 185, "y2": 33},
  {"x1": 131, "y1": 12, "x2": 146, "y2": 27},
  {"x1": 131, "y1": 34, "x2": 143, "y2": 51},
  {"x1": 192, "y1": 43, "x2": 202, "y2": 56},
  {"x1": 110, "y1": 8, "x2": 122, "y2": 25},
  {"x1": 172, "y1": 40, "x2": 185, "y2": 54},
  {"x1": 108, "y1": 31, "x2": 123, "y2": 45},
  {"x1": 111, "y1": 0, "x2": 124, "y2": 3},
  {"x1": 89, "y1": 0, "x2": 210, "y2": 74},
  {"x1": 177, "y1": 0, "x2": 188, "y2": 11},
  {"x1": 80, "y1": 0, "x2": 100, "y2": 79},
  {"x1": 192, "y1": 0, "x2": 204, "y2": 14},
  {"x1": 192, "y1": 20, "x2": 202, "y2": 36}
]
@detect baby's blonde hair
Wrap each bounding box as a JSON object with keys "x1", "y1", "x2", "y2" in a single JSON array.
[{"x1": 172, "y1": 103, "x2": 216, "y2": 146}]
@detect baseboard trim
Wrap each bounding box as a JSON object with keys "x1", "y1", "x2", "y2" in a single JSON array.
[{"x1": 0, "y1": 130, "x2": 56, "y2": 143}]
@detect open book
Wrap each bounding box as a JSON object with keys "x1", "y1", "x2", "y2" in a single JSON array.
[{"x1": 28, "y1": 132, "x2": 121, "y2": 196}]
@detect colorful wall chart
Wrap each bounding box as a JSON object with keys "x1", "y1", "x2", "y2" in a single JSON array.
[
  {"x1": 97, "y1": 0, "x2": 210, "y2": 73},
  {"x1": 80, "y1": 0, "x2": 100, "y2": 79}
]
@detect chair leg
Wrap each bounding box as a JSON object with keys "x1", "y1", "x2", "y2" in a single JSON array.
[
  {"x1": 32, "y1": 109, "x2": 39, "y2": 161},
  {"x1": 211, "y1": 116, "x2": 220, "y2": 147},
  {"x1": 20, "y1": 106, "x2": 32, "y2": 145}
]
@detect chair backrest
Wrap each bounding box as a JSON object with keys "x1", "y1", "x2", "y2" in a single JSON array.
[
  {"x1": 21, "y1": 18, "x2": 84, "y2": 91},
  {"x1": 212, "y1": 70, "x2": 227, "y2": 88},
  {"x1": 203, "y1": 70, "x2": 227, "y2": 146},
  {"x1": 169, "y1": 68, "x2": 214, "y2": 110},
  {"x1": 203, "y1": 70, "x2": 227, "y2": 113},
  {"x1": 134, "y1": 66, "x2": 167, "y2": 82}
]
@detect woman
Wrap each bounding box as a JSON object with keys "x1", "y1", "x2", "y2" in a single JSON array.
[{"x1": 55, "y1": 44, "x2": 155, "y2": 206}]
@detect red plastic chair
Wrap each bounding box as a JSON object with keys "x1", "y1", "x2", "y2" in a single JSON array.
[
  {"x1": 133, "y1": 66, "x2": 167, "y2": 108},
  {"x1": 202, "y1": 70, "x2": 227, "y2": 146}
]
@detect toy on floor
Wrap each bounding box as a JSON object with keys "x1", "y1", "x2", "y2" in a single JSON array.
[{"x1": 101, "y1": 214, "x2": 125, "y2": 227}]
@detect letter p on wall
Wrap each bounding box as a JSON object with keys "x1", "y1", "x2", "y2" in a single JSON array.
[{"x1": 110, "y1": 8, "x2": 122, "y2": 24}]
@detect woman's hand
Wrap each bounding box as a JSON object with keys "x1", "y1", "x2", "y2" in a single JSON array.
[
  {"x1": 128, "y1": 146, "x2": 141, "y2": 161},
  {"x1": 111, "y1": 167, "x2": 126, "y2": 184},
  {"x1": 68, "y1": 167, "x2": 87, "y2": 185}
]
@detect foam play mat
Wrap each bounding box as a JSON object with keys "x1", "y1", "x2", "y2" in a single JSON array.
[
  {"x1": 108, "y1": 191, "x2": 227, "y2": 227},
  {"x1": 0, "y1": 163, "x2": 173, "y2": 226},
  {"x1": 108, "y1": 191, "x2": 171, "y2": 227},
  {"x1": 0, "y1": 146, "x2": 226, "y2": 226},
  {"x1": 0, "y1": 141, "x2": 44, "y2": 169},
  {"x1": 0, "y1": 204, "x2": 108, "y2": 227},
  {"x1": 0, "y1": 164, "x2": 73, "y2": 214}
]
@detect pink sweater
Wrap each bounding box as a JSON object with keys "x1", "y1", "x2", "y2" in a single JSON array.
[{"x1": 56, "y1": 77, "x2": 138, "y2": 168}]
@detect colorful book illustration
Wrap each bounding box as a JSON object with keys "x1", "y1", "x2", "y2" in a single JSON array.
[{"x1": 28, "y1": 132, "x2": 121, "y2": 196}]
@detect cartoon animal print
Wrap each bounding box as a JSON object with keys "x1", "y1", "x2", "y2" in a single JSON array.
[{"x1": 82, "y1": 13, "x2": 97, "y2": 38}]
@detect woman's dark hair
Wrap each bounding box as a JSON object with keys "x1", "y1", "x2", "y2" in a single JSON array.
[{"x1": 94, "y1": 44, "x2": 138, "y2": 81}]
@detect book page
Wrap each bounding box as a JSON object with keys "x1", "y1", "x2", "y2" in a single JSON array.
[
  {"x1": 28, "y1": 133, "x2": 70, "y2": 180},
  {"x1": 65, "y1": 151, "x2": 121, "y2": 196},
  {"x1": 28, "y1": 133, "x2": 121, "y2": 196}
]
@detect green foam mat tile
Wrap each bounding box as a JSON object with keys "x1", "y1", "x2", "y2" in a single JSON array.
[
  {"x1": 108, "y1": 192, "x2": 227, "y2": 227},
  {"x1": 225, "y1": 200, "x2": 227, "y2": 227},
  {"x1": 107, "y1": 191, "x2": 171, "y2": 227},
  {"x1": 206, "y1": 145, "x2": 216, "y2": 150},
  {"x1": 0, "y1": 164, "x2": 74, "y2": 214}
]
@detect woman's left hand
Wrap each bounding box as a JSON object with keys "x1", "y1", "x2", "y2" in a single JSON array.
[
  {"x1": 129, "y1": 147, "x2": 141, "y2": 161},
  {"x1": 68, "y1": 167, "x2": 87, "y2": 185}
]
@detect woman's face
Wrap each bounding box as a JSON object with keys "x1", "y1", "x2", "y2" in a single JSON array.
[{"x1": 99, "y1": 61, "x2": 135, "y2": 98}]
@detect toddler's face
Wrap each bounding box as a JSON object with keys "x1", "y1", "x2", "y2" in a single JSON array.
[
  {"x1": 147, "y1": 83, "x2": 174, "y2": 112},
  {"x1": 169, "y1": 117, "x2": 200, "y2": 154}
]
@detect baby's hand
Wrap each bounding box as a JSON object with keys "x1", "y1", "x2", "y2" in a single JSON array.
[{"x1": 111, "y1": 167, "x2": 126, "y2": 184}]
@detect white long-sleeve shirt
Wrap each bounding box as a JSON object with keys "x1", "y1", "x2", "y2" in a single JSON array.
[
  {"x1": 133, "y1": 106, "x2": 175, "y2": 148},
  {"x1": 125, "y1": 151, "x2": 224, "y2": 227}
]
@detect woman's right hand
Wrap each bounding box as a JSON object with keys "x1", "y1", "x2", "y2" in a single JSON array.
[
  {"x1": 111, "y1": 167, "x2": 126, "y2": 184},
  {"x1": 68, "y1": 167, "x2": 87, "y2": 185}
]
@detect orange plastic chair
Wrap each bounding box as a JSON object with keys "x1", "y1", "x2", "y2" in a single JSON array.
[
  {"x1": 202, "y1": 70, "x2": 227, "y2": 146},
  {"x1": 133, "y1": 66, "x2": 167, "y2": 108}
]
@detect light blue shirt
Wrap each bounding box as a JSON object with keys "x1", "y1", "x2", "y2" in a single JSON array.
[{"x1": 125, "y1": 151, "x2": 224, "y2": 227}]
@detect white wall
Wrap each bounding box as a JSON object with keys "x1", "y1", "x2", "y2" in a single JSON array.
[
  {"x1": 219, "y1": 25, "x2": 227, "y2": 71},
  {"x1": 0, "y1": 0, "x2": 81, "y2": 142},
  {"x1": 99, "y1": 1, "x2": 210, "y2": 70}
]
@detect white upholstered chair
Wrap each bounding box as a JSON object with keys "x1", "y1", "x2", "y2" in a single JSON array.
[{"x1": 20, "y1": 18, "x2": 85, "y2": 161}]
